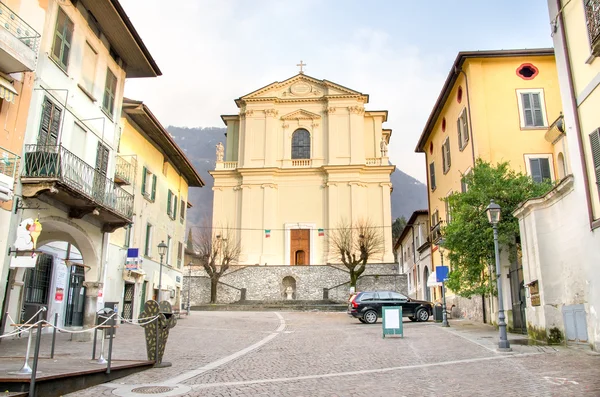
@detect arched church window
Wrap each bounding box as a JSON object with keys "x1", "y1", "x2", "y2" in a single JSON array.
[{"x1": 291, "y1": 129, "x2": 310, "y2": 159}]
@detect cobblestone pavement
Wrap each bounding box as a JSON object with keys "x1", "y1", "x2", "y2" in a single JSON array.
[{"x1": 48, "y1": 311, "x2": 600, "y2": 396}]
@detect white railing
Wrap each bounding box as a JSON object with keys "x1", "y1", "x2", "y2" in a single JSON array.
[
  {"x1": 366, "y1": 158, "x2": 381, "y2": 166},
  {"x1": 216, "y1": 161, "x2": 238, "y2": 170},
  {"x1": 291, "y1": 159, "x2": 311, "y2": 167}
]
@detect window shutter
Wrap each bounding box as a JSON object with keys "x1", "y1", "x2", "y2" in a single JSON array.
[
  {"x1": 429, "y1": 162, "x2": 436, "y2": 190},
  {"x1": 38, "y1": 98, "x2": 61, "y2": 146},
  {"x1": 462, "y1": 112, "x2": 469, "y2": 143},
  {"x1": 173, "y1": 195, "x2": 178, "y2": 219},
  {"x1": 540, "y1": 158, "x2": 551, "y2": 181},
  {"x1": 151, "y1": 174, "x2": 157, "y2": 201},
  {"x1": 530, "y1": 158, "x2": 542, "y2": 183},
  {"x1": 141, "y1": 167, "x2": 147, "y2": 195},
  {"x1": 95, "y1": 143, "x2": 109, "y2": 175},
  {"x1": 167, "y1": 190, "x2": 172, "y2": 215},
  {"x1": 180, "y1": 199, "x2": 185, "y2": 221},
  {"x1": 589, "y1": 130, "x2": 600, "y2": 194},
  {"x1": 461, "y1": 177, "x2": 467, "y2": 193},
  {"x1": 446, "y1": 140, "x2": 451, "y2": 169},
  {"x1": 457, "y1": 118, "x2": 462, "y2": 149},
  {"x1": 522, "y1": 93, "x2": 534, "y2": 127},
  {"x1": 532, "y1": 93, "x2": 544, "y2": 127}
]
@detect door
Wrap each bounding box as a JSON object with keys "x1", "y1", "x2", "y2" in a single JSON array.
[
  {"x1": 139, "y1": 281, "x2": 148, "y2": 316},
  {"x1": 122, "y1": 283, "x2": 135, "y2": 320},
  {"x1": 563, "y1": 304, "x2": 588, "y2": 344},
  {"x1": 290, "y1": 229, "x2": 310, "y2": 265},
  {"x1": 509, "y1": 260, "x2": 527, "y2": 334},
  {"x1": 22, "y1": 254, "x2": 53, "y2": 322},
  {"x1": 391, "y1": 292, "x2": 414, "y2": 316},
  {"x1": 64, "y1": 265, "x2": 86, "y2": 327}
]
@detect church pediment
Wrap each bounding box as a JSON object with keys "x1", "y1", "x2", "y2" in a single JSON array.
[
  {"x1": 237, "y1": 74, "x2": 368, "y2": 104},
  {"x1": 280, "y1": 109, "x2": 321, "y2": 120}
]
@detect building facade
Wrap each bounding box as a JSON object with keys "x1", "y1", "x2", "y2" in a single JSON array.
[
  {"x1": 103, "y1": 99, "x2": 203, "y2": 320},
  {"x1": 415, "y1": 49, "x2": 563, "y2": 326},
  {"x1": 1, "y1": 0, "x2": 160, "y2": 335},
  {"x1": 212, "y1": 73, "x2": 396, "y2": 265},
  {"x1": 395, "y1": 210, "x2": 432, "y2": 301},
  {"x1": 512, "y1": 0, "x2": 600, "y2": 351}
]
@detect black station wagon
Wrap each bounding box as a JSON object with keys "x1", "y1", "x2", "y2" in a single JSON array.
[{"x1": 347, "y1": 290, "x2": 433, "y2": 324}]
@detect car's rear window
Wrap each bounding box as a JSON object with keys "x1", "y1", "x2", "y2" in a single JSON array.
[
  {"x1": 359, "y1": 292, "x2": 375, "y2": 301},
  {"x1": 377, "y1": 291, "x2": 392, "y2": 299}
]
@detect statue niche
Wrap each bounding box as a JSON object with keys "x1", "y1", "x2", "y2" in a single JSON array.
[{"x1": 282, "y1": 276, "x2": 296, "y2": 300}]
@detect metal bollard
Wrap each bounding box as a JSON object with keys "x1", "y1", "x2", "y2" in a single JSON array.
[
  {"x1": 92, "y1": 327, "x2": 98, "y2": 360},
  {"x1": 29, "y1": 319, "x2": 44, "y2": 397},
  {"x1": 106, "y1": 313, "x2": 115, "y2": 374},
  {"x1": 50, "y1": 313, "x2": 58, "y2": 359}
]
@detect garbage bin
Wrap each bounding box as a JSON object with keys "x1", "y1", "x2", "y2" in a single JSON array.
[{"x1": 433, "y1": 303, "x2": 443, "y2": 323}]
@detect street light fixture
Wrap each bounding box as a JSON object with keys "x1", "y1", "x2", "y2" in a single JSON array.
[
  {"x1": 157, "y1": 241, "x2": 168, "y2": 302},
  {"x1": 438, "y1": 238, "x2": 449, "y2": 328},
  {"x1": 485, "y1": 200, "x2": 511, "y2": 351}
]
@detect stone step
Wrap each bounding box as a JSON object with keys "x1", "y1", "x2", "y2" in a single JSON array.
[{"x1": 190, "y1": 302, "x2": 347, "y2": 312}]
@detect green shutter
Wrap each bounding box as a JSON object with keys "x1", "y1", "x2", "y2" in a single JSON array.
[
  {"x1": 429, "y1": 162, "x2": 436, "y2": 190},
  {"x1": 151, "y1": 174, "x2": 157, "y2": 201},
  {"x1": 167, "y1": 190, "x2": 172, "y2": 215},
  {"x1": 589, "y1": 130, "x2": 600, "y2": 195},
  {"x1": 522, "y1": 93, "x2": 534, "y2": 127},
  {"x1": 532, "y1": 93, "x2": 544, "y2": 127},
  {"x1": 141, "y1": 167, "x2": 147, "y2": 195},
  {"x1": 173, "y1": 195, "x2": 178, "y2": 219}
]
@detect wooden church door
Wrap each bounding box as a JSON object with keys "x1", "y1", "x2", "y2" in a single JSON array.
[{"x1": 290, "y1": 229, "x2": 310, "y2": 265}]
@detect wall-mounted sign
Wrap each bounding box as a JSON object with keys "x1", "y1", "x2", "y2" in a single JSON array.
[
  {"x1": 9, "y1": 255, "x2": 37, "y2": 268},
  {"x1": 531, "y1": 294, "x2": 541, "y2": 306}
]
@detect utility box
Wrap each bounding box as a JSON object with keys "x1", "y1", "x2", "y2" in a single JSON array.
[{"x1": 433, "y1": 304, "x2": 443, "y2": 323}]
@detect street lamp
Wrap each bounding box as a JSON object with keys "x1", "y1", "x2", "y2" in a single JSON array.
[
  {"x1": 438, "y1": 238, "x2": 449, "y2": 327},
  {"x1": 485, "y1": 199, "x2": 511, "y2": 351},
  {"x1": 186, "y1": 261, "x2": 193, "y2": 315},
  {"x1": 157, "y1": 241, "x2": 168, "y2": 302}
]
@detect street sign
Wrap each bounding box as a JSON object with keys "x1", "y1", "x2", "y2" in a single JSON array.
[
  {"x1": 382, "y1": 306, "x2": 403, "y2": 338},
  {"x1": 436, "y1": 266, "x2": 449, "y2": 282}
]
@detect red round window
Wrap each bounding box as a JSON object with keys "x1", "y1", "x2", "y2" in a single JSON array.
[
  {"x1": 516, "y1": 63, "x2": 539, "y2": 80},
  {"x1": 429, "y1": 142, "x2": 433, "y2": 155},
  {"x1": 442, "y1": 118, "x2": 446, "y2": 132},
  {"x1": 457, "y1": 86, "x2": 463, "y2": 103}
]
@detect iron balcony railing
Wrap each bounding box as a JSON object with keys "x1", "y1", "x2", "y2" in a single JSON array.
[
  {"x1": 22, "y1": 145, "x2": 134, "y2": 219},
  {"x1": 0, "y1": 147, "x2": 19, "y2": 180},
  {"x1": 0, "y1": 2, "x2": 41, "y2": 53},
  {"x1": 115, "y1": 154, "x2": 137, "y2": 186},
  {"x1": 586, "y1": 0, "x2": 600, "y2": 55}
]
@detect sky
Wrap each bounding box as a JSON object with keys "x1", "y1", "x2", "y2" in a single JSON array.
[{"x1": 120, "y1": 0, "x2": 553, "y2": 183}]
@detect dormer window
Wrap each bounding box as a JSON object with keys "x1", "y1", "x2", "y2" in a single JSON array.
[{"x1": 292, "y1": 129, "x2": 310, "y2": 159}]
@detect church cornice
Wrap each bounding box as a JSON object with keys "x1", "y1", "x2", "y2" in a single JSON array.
[{"x1": 280, "y1": 109, "x2": 321, "y2": 121}]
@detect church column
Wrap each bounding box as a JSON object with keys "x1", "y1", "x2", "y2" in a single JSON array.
[
  {"x1": 380, "y1": 182, "x2": 394, "y2": 263},
  {"x1": 326, "y1": 182, "x2": 339, "y2": 240},
  {"x1": 311, "y1": 120, "x2": 320, "y2": 166},
  {"x1": 260, "y1": 184, "x2": 278, "y2": 265},
  {"x1": 348, "y1": 105, "x2": 365, "y2": 165},
  {"x1": 239, "y1": 185, "x2": 258, "y2": 264},
  {"x1": 239, "y1": 113, "x2": 248, "y2": 167},
  {"x1": 264, "y1": 109, "x2": 278, "y2": 167},
  {"x1": 326, "y1": 107, "x2": 336, "y2": 165}
]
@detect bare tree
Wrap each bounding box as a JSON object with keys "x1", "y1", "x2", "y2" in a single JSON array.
[
  {"x1": 192, "y1": 221, "x2": 241, "y2": 303},
  {"x1": 328, "y1": 218, "x2": 384, "y2": 289}
]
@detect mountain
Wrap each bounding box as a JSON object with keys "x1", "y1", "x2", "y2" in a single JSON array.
[{"x1": 166, "y1": 126, "x2": 428, "y2": 229}]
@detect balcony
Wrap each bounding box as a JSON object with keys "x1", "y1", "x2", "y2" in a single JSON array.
[
  {"x1": 366, "y1": 158, "x2": 382, "y2": 166},
  {"x1": 586, "y1": 0, "x2": 600, "y2": 57},
  {"x1": 0, "y1": 147, "x2": 19, "y2": 201},
  {"x1": 291, "y1": 159, "x2": 311, "y2": 167},
  {"x1": 430, "y1": 221, "x2": 443, "y2": 244},
  {"x1": 215, "y1": 161, "x2": 238, "y2": 170},
  {"x1": 114, "y1": 154, "x2": 137, "y2": 186},
  {"x1": 0, "y1": 2, "x2": 40, "y2": 73},
  {"x1": 21, "y1": 145, "x2": 133, "y2": 232}
]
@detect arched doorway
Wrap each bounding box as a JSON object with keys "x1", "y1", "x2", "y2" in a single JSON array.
[{"x1": 423, "y1": 267, "x2": 431, "y2": 301}]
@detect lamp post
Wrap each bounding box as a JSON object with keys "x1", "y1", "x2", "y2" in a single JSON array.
[
  {"x1": 186, "y1": 261, "x2": 192, "y2": 315},
  {"x1": 485, "y1": 200, "x2": 511, "y2": 351},
  {"x1": 157, "y1": 241, "x2": 168, "y2": 302},
  {"x1": 438, "y1": 238, "x2": 449, "y2": 328}
]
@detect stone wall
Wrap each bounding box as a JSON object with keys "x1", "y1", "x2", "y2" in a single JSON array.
[
  {"x1": 449, "y1": 295, "x2": 486, "y2": 322},
  {"x1": 184, "y1": 264, "x2": 407, "y2": 305}
]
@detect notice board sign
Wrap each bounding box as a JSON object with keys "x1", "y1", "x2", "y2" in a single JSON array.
[{"x1": 382, "y1": 306, "x2": 403, "y2": 338}]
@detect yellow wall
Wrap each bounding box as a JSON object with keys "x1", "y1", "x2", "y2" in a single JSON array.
[
  {"x1": 560, "y1": 0, "x2": 600, "y2": 220},
  {"x1": 423, "y1": 54, "x2": 562, "y2": 266},
  {"x1": 112, "y1": 117, "x2": 190, "y2": 269}
]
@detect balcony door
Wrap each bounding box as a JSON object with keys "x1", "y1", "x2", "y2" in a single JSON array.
[
  {"x1": 37, "y1": 97, "x2": 60, "y2": 147},
  {"x1": 94, "y1": 142, "x2": 109, "y2": 204}
]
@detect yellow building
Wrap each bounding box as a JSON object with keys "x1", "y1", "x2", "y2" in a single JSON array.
[
  {"x1": 105, "y1": 99, "x2": 204, "y2": 319},
  {"x1": 415, "y1": 49, "x2": 562, "y2": 325}
]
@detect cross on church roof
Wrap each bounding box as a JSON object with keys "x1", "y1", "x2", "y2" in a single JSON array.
[{"x1": 297, "y1": 60, "x2": 306, "y2": 74}]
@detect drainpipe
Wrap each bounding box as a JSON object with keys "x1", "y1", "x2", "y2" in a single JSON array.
[{"x1": 554, "y1": 0, "x2": 595, "y2": 228}]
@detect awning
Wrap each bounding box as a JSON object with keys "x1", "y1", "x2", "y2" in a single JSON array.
[
  {"x1": 427, "y1": 270, "x2": 443, "y2": 287},
  {"x1": 0, "y1": 76, "x2": 18, "y2": 103}
]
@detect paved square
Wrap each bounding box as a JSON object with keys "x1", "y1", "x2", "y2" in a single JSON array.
[{"x1": 59, "y1": 311, "x2": 600, "y2": 396}]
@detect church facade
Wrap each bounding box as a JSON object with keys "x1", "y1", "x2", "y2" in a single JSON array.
[{"x1": 211, "y1": 73, "x2": 396, "y2": 266}]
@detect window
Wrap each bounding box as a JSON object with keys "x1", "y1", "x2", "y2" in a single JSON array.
[
  {"x1": 103, "y1": 69, "x2": 117, "y2": 117},
  {"x1": 589, "y1": 129, "x2": 600, "y2": 197},
  {"x1": 141, "y1": 167, "x2": 157, "y2": 201},
  {"x1": 51, "y1": 8, "x2": 74, "y2": 70},
  {"x1": 442, "y1": 138, "x2": 451, "y2": 174},
  {"x1": 80, "y1": 42, "x2": 97, "y2": 96},
  {"x1": 38, "y1": 97, "x2": 62, "y2": 146},
  {"x1": 457, "y1": 109, "x2": 469, "y2": 150},
  {"x1": 180, "y1": 199, "x2": 185, "y2": 223},
  {"x1": 390, "y1": 292, "x2": 408, "y2": 301},
  {"x1": 291, "y1": 129, "x2": 310, "y2": 159},
  {"x1": 360, "y1": 292, "x2": 375, "y2": 301},
  {"x1": 429, "y1": 162, "x2": 436, "y2": 191},
  {"x1": 177, "y1": 242, "x2": 183, "y2": 268},
  {"x1": 585, "y1": 0, "x2": 600, "y2": 57},
  {"x1": 167, "y1": 190, "x2": 178, "y2": 219},
  {"x1": 95, "y1": 143, "x2": 109, "y2": 175},
  {"x1": 525, "y1": 155, "x2": 553, "y2": 183},
  {"x1": 377, "y1": 291, "x2": 392, "y2": 300},
  {"x1": 431, "y1": 210, "x2": 440, "y2": 227},
  {"x1": 144, "y1": 223, "x2": 153, "y2": 256},
  {"x1": 517, "y1": 89, "x2": 547, "y2": 128}
]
